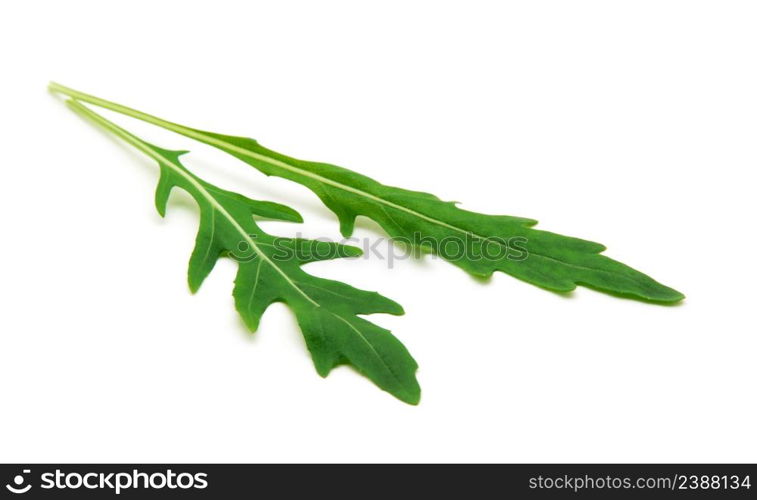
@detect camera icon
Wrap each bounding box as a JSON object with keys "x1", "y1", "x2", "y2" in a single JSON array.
[{"x1": 6, "y1": 469, "x2": 32, "y2": 494}]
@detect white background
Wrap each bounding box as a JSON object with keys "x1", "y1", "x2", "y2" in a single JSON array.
[{"x1": 1, "y1": 1, "x2": 755, "y2": 462}]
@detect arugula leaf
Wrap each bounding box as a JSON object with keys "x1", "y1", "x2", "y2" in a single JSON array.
[
  {"x1": 49, "y1": 83, "x2": 684, "y2": 304},
  {"x1": 62, "y1": 99, "x2": 420, "y2": 404}
]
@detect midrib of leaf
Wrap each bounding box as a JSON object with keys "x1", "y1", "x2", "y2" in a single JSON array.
[
  {"x1": 335, "y1": 314, "x2": 389, "y2": 370},
  {"x1": 50, "y1": 84, "x2": 612, "y2": 277},
  {"x1": 66, "y1": 99, "x2": 319, "y2": 307},
  {"x1": 66, "y1": 99, "x2": 417, "y2": 401},
  {"x1": 51, "y1": 84, "x2": 458, "y2": 227}
]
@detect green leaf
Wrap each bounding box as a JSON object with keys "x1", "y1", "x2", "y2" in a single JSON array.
[
  {"x1": 49, "y1": 83, "x2": 684, "y2": 304},
  {"x1": 62, "y1": 99, "x2": 420, "y2": 405}
]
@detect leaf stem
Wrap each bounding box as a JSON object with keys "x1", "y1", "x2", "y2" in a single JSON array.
[
  {"x1": 50, "y1": 82, "x2": 194, "y2": 138},
  {"x1": 64, "y1": 99, "x2": 168, "y2": 164}
]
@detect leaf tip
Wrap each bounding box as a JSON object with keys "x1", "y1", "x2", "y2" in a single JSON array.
[
  {"x1": 652, "y1": 287, "x2": 686, "y2": 304},
  {"x1": 404, "y1": 391, "x2": 421, "y2": 406},
  {"x1": 393, "y1": 380, "x2": 421, "y2": 405},
  {"x1": 338, "y1": 215, "x2": 356, "y2": 238},
  {"x1": 342, "y1": 245, "x2": 363, "y2": 258},
  {"x1": 386, "y1": 299, "x2": 405, "y2": 316},
  {"x1": 155, "y1": 201, "x2": 167, "y2": 218},
  {"x1": 283, "y1": 207, "x2": 304, "y2": 223},
  {"x1": 187, "y1": 277, "x2": 201, "y2": 294}
]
